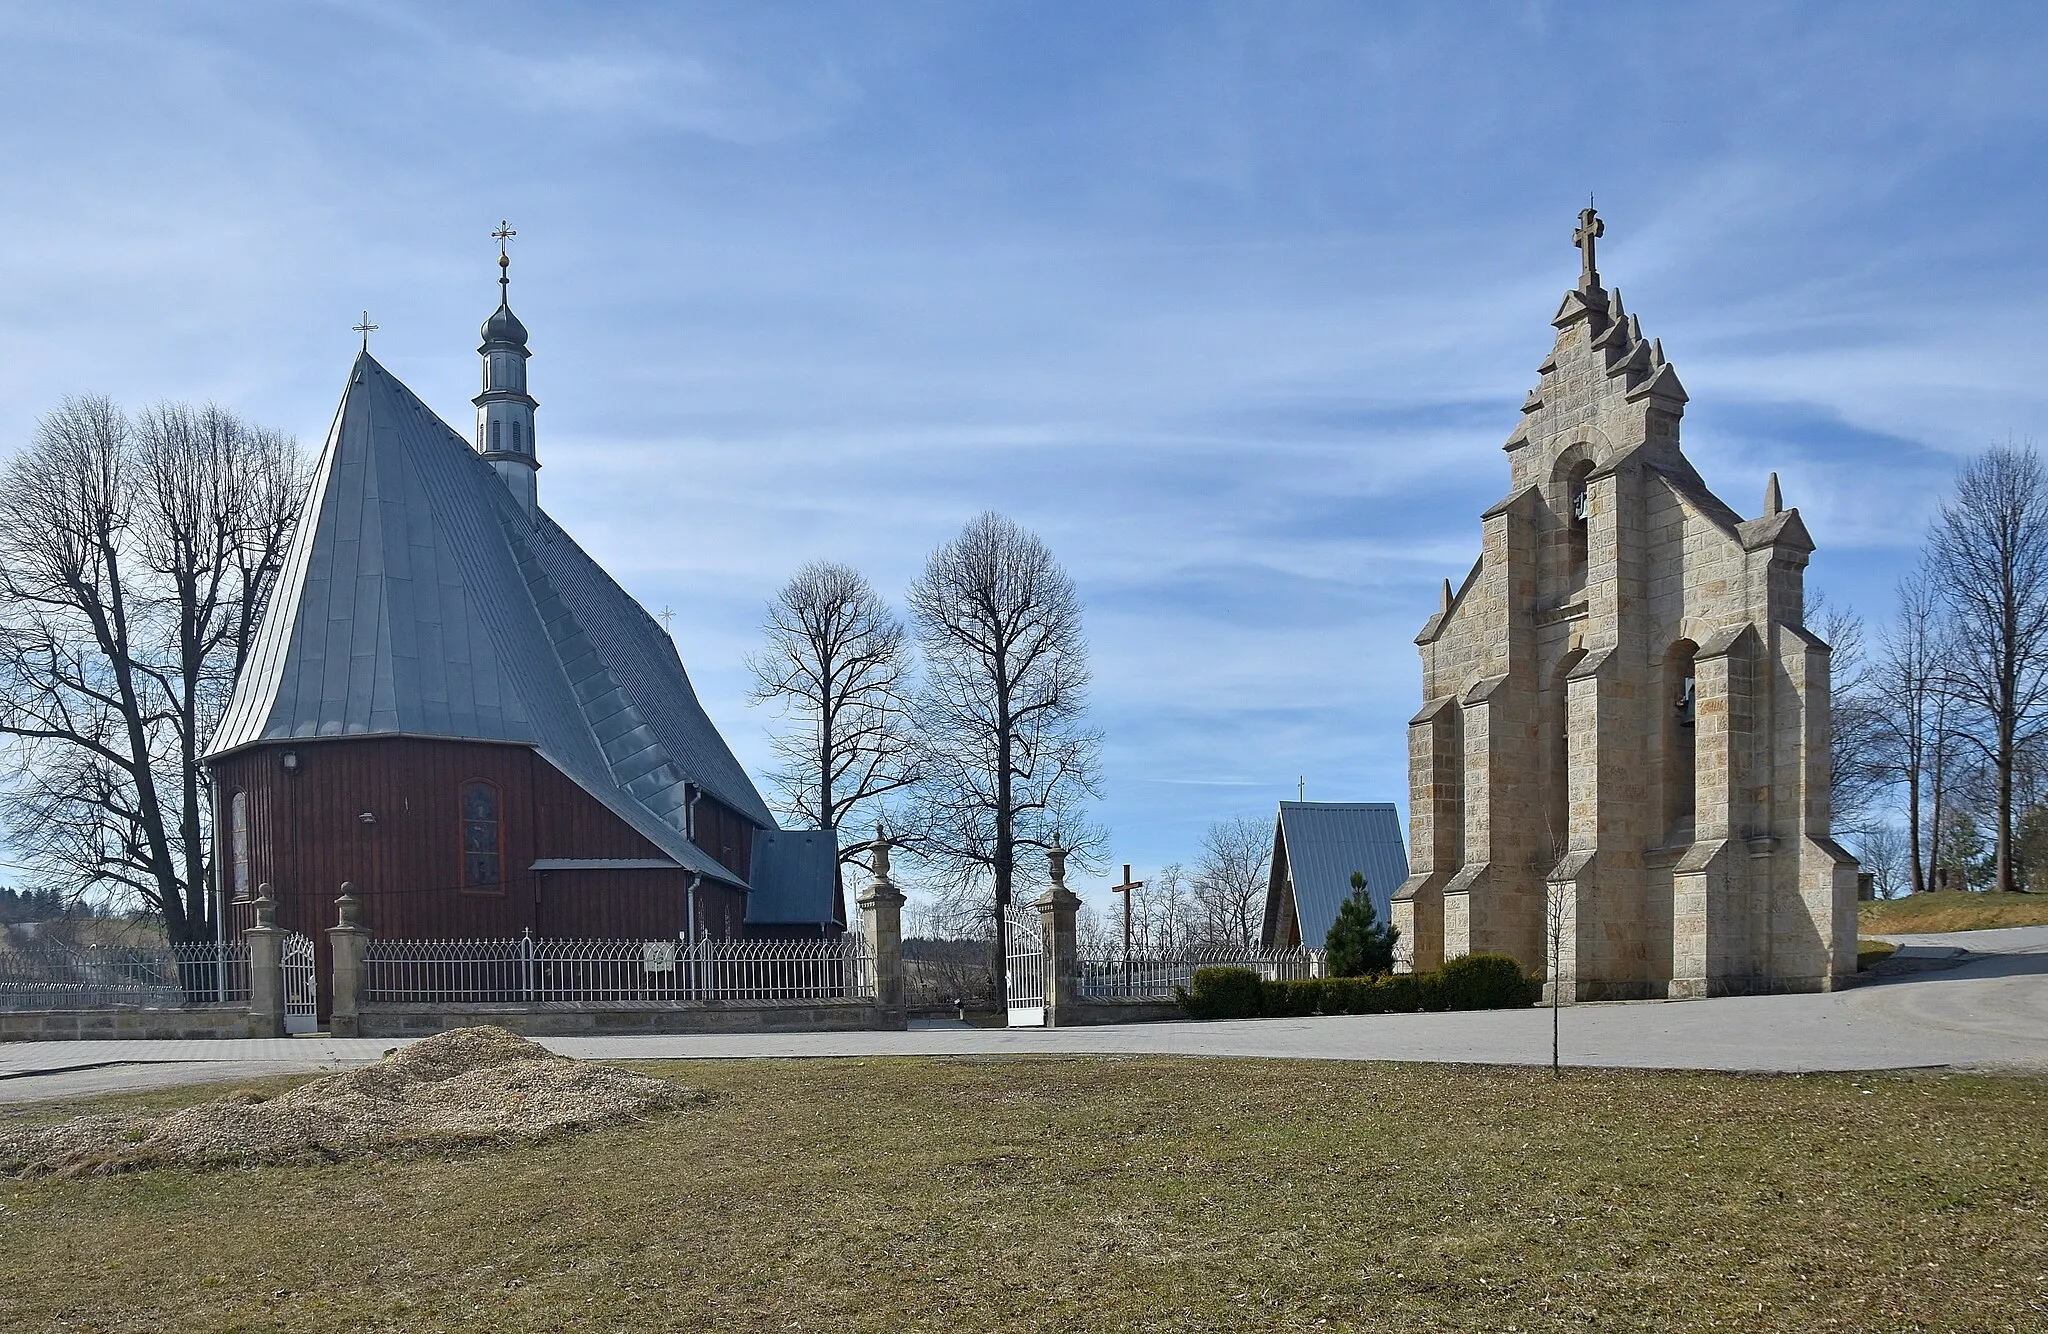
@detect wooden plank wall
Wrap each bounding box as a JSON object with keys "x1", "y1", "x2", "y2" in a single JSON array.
[{"x1": 212, "y1": 736, "x2": 749, "y2": 946}]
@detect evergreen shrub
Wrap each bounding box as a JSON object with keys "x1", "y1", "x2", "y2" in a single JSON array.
[
  {"x1": 1175, "y1": 967, "x2": 1263, "y2": 1020},
  {"x1": 1437, "y1": 953, "x2": 1540, "y2": 1009}
]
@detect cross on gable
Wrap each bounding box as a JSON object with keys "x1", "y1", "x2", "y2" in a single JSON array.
[
  {"x1": 352, "y1": 311, "x2": 378, "y2": 352},
  {"x1": 1573, "y1": 207, "x2": 1604, "y2": 291}
]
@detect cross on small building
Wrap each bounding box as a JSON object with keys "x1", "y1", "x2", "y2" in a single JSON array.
[
  {"x1": 1573, "y1": 206, "x2": 1604, "y2": 290},
  {"x1": 352, "y1": 311, "x2": 378, "y2": 352}
]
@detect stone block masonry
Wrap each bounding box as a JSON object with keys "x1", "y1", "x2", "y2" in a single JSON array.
[{"x1": 1393, "y1": 209, "x2": 1858, "y2": 1001}]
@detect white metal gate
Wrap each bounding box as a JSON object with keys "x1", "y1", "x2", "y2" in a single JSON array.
[
  {"x1": 283, "y1": 932, "x2": 318, "y2": 1035},
  {"x1": 1004, "y1": 904, "x2": 1045, "y2": 1028}
]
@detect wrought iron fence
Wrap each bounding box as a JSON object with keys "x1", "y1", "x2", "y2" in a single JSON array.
[
  {"x1": 1076, "y1": 946, "x2": 1326, "y2": 1000},
  {"x1": 0, "y1": 939, "x2": 250, "y2": 1011},
  {"x1": 363, "y1": 932, "x2": 874, "y2": 1005}
]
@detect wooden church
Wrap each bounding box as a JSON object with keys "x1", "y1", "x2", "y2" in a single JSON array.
[{"x1": 205, "y1": 239, "x2": 839, "y2": 957}]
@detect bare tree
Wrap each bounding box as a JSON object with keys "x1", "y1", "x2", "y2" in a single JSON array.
[
  {"x1": 1871, "y1": 569, "x2": 1961, "y2": 894},
  {"x1": 1927, "y1": 444, "x2": 2048, "y2": 893},
  {"x1": 0, "y1": 397, "x2": 302, "y2": 941},
  {"x1": 1134, "y1": 861, "x2": 1197, "y2": 955},
  {"x1": 747, "y1": 561, "x2": 919, "y2": 870},
  {"x1": 1853, "y1": 822, "x2": 1911, "y2": 899},
  {"x1": 1192, "y1": 814, "x2": 1269, "y2": 948},
  {"x1": 905, "y1": 512, "x2": 1103, "y2": 962},
  {"x1": 1811, "y1": 592, "x2": 1886, "y2": 836}
]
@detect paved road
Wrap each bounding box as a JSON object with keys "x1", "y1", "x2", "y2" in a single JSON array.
[{"x1": 4, "y1": 926, "x2": 2043, "y2": 1104}]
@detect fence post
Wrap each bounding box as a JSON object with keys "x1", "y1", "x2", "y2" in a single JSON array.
[
  {"x1": 327, "y1": 884, "x2": 369, "y2": 1038},
  {"x1": 245, "y1": 886, "x2": 286, "y2": 1039},
  {"x1": 1035, "y1": 840, "x2": 1081, "y2": 1028},
  {"x1": 858, "y1": 826, "x2": 908, "y2": 1031}
]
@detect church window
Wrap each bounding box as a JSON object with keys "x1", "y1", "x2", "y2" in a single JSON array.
[
  {"x1": 229, "y1": 790, "x2": 250, "y2": 900},
  {"x1": 1565, "y1": 461, "x2": 1593, "y2": 587},
  {"x1": 490, "y1": 420, "x2": 501, "y2": 451},
  {"x1": 476, "y1": 424, "x2": 484, "y2": 450},
  {"x1": 461, "y1": 780, "x2": 502, "y2": 888},
  {"x1": 1663, "y1": 642, "x2": 1698, "y2": 841},
  {"x1": 512, "y1": 421, "x2": 522, "y2": 451}
]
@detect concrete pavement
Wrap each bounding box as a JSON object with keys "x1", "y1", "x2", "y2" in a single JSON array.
[{"x1": 4, "y1": 926, "x2": 2043, "y2": 1104}]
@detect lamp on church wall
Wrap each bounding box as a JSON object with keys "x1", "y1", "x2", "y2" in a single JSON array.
[{"x1": 280, "y1": 748, "x2": 303, "y2": 776}]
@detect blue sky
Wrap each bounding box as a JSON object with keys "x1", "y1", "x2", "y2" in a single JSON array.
[{"x1": 4, "y1": 2, "x2": 2046, "y2": 915}]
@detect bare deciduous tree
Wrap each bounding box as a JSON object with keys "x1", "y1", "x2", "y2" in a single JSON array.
[
  {"x1": 1927, "y1": 444, "x2": 2048, "y2": 893},
  {"x1": 0, "y1": 397, "x2": 302, "y2": 941},
  {"x1": 1192, "y1": 814, "x2": 1269, "y2": 949},
  {"x1": 747, "y1": 561, "x2": 919, "y2": 870},
  {"x1": 905, "y1": 512, "x2": 1103, "y2": 965},
  {"x1": 1811, "y1": 593, "x2": 1886, "y2": 836},
  {"x1": 1872, "y1": 569, "x2": 1962, "y2": 894}
]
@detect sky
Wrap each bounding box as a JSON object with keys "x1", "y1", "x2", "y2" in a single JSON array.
[{"x1": 4, "y1": 1, "x2": 2047, "y2": 918}]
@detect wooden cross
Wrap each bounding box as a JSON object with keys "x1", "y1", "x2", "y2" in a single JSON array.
[
  {"x1": 1573, "y1": 206, "x2": 1604, "y2": 290},
  {"x1": 1110, "y1": 863, "x2": 1144, "y2": 989},
  {"x1": 352, "y1": 311, "x2": 378, "y2": 352}
]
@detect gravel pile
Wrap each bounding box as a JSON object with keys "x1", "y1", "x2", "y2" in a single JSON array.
[{"x1": 0, "y1": 1026, "x2": 695, "y2": 1178}]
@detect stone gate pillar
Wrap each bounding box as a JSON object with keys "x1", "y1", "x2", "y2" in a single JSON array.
[
  {"x1": 858, "y1": 827, "x2": 907, "y2": 1031},
  {"x1": 1036, "y1": 841, "x2": 1081, "y2": 1028},
  {"x1": 245, "y1": 886, "x2": 286, "y2": 1039},
  {"x1": 327, "y1": 884, "x2": 369, "y2": 1038}
]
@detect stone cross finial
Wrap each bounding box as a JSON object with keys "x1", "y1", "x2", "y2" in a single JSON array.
[{"x1": 1573, "y1": 207, "x2": 1604, "y2": 291}]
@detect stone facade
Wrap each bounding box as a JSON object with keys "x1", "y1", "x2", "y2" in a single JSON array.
[{"x1": 1392, "y1": 210, "x2": 1859, "y2": 1000}]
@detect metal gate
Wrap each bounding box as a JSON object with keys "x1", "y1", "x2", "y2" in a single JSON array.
[
  {"x1": 1004, "y1": 904, "x2": 1045, "y2": 1028},
  {"x1": 283, "y1": 932, "x2": 318, "y2": 1035}
]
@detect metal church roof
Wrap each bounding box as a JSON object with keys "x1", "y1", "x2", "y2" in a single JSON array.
[
  {"x1": 208, "y1": 351, "x2": 774, "y2": 887},
  {"x1": 1266, "y1": 801, "x2": 1409, "y2": 949},
  {"x1": 747, "y1": 828, "x2": 843, "y2": 928}
]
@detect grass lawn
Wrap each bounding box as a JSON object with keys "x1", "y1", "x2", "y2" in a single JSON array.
[
  {"x1": 2, "y1": 1058, "x2": 2044, "y2": 1332},
  {"x1": 1860, "y1": 890, "x2": 2048, "y2": 935}
]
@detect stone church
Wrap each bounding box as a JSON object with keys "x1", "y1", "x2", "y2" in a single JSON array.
[{"x1": 1392, "y1": 209, "x2": 1858, "y2": 1000}]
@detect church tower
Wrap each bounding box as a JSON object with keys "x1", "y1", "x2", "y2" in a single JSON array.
[
  {"x1": 1393, "y1": 209, "x2": 1859, "y2": 1000},
  {"x1": 474, "y1": 221, "x2": 539, "y2": 515}
]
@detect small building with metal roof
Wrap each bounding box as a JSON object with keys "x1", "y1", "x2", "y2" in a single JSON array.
[{"x1": 1261, "y1": 802, "x2": 1409, "y2": 951}]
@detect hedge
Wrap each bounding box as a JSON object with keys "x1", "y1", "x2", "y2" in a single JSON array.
[{"x1": 1176, "y1": 953, "x2": 1538, "y2": 1020}]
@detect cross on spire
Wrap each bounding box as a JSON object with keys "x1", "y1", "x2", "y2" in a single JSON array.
[
  {"x1": 1573, "y1": 206, "x2": 1604, "y2": 292},
  {"x1": 492, "y1": 219, "x2": 516, "y2": 299},
  {"x1": 352, "y1": 311, "x2": 378, "y2": 352}
]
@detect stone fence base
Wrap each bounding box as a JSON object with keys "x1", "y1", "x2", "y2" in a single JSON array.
[
  {"x1": 357, "y1": 1000, "x2": 885, "y2": 1039},
  {"x1": 0, "y1": 1005, "x2": 254, "y2": 1042},
  {"x1": 1057, "y1": 999, "x2": 1185, "y2": 1027}
]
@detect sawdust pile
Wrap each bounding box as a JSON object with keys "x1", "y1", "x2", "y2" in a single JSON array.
[{"x1": 0, "y1": 1026, "x2": 696, "y2": 1178}]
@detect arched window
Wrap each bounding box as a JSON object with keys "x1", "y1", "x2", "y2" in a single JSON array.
[
  {"x1": 1664, "y1": 641, "x2": 1698, "y2": 843},
  {"x1": 1566, "y1": 461, "x2": 1594, "y2": 587},
  {"x1": 489, "y1": 420, "x2": 501, "y2": 451},
  {"x1": 229, "y1": 790, "x2": 250, "y2": 900},
  {"x1": 461, "y1": 780, "x2": 502, "y2": 888},
  {"x1": 476, "y1": 423, "x2": 485, "y2": 450},
  {"x1": 511, "y1": 421, "x2": 522, "y2": 452}
]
